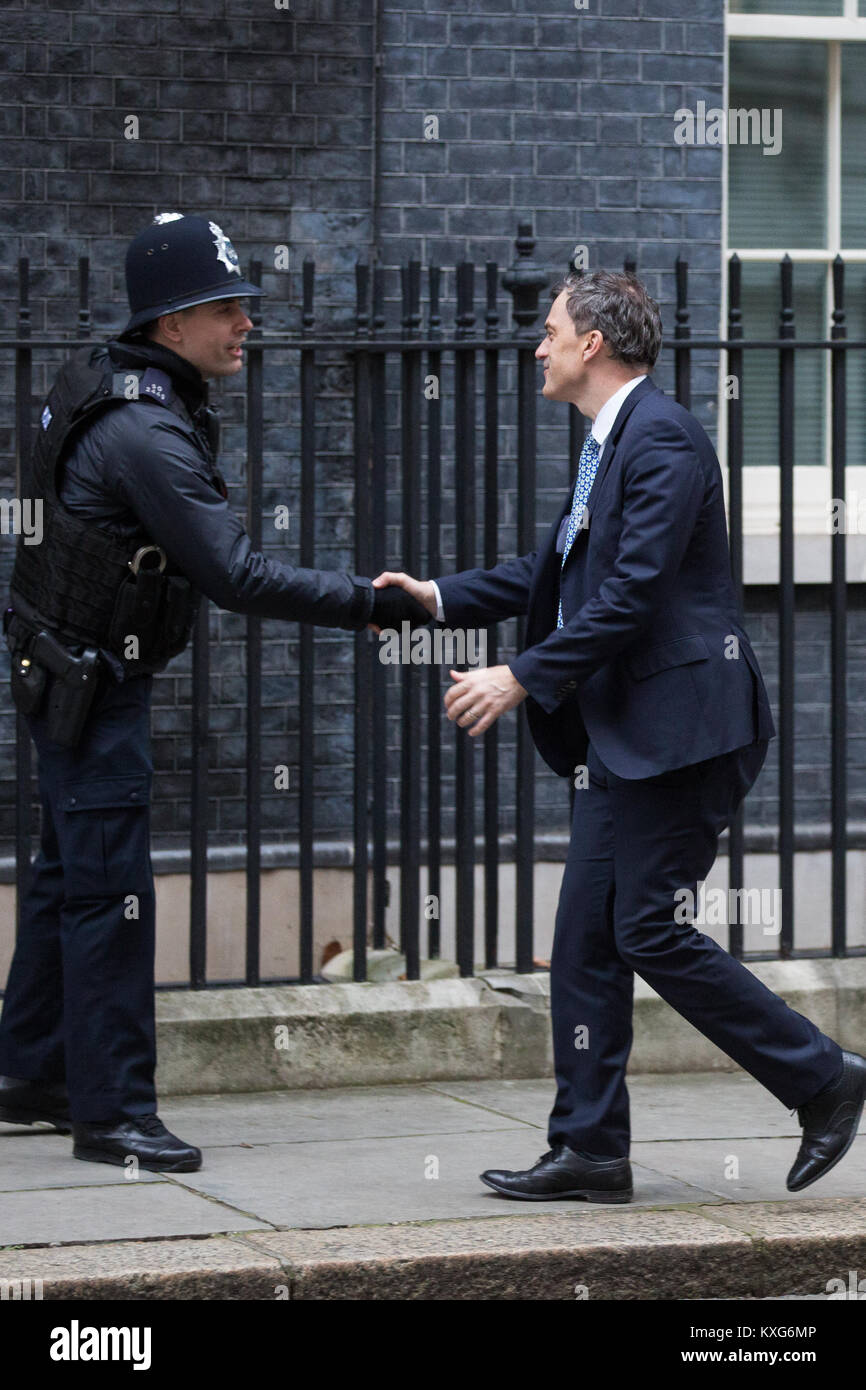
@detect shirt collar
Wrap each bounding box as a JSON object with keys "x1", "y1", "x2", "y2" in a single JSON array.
[{"x1": 590, "y1": 375, "x2": 647, "y2": 447}]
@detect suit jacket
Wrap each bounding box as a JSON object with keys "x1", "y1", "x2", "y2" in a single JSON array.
[{"x1": 434, "y1": 376, "x2": 775, "y2": 779}]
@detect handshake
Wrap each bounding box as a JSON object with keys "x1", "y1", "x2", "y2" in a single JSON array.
[
  {"x1": 367, "y1": 571, "x2": 437, "y2": 633},
  {"x1": 366, "y1": 570, "x2": 529, "y2": 736}
]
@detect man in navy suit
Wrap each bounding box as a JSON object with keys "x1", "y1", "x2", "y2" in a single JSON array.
[{"x1": 373, "y1": 269, "x2": 866, "y2": 1202}]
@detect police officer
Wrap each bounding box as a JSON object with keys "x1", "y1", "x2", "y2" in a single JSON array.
[{"x1": 0, "y1": 212, "x2": 427, "y2": 1172}]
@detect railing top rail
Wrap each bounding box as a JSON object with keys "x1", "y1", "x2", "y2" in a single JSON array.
[{"x1": 1, "y1": 336, "x2": 865, "y2": 353}]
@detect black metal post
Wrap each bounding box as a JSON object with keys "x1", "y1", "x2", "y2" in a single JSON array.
[
  {"x1": 483, "y1": 260, "x2": 500, "y2": 970},
  {"x1": 370, "y1": 266, "x2": 388, "y2": 951},
  {"x1": 353, "y1": 262, "x2": 372, "y2": 982},
  {"x1": 189, "y1": 602, "x2": 210, "y2": 989},
  {"x1": 830, "y1": 255, "x2": 847, "y2": 957},
  {"x1": 502, "y1": 225, "x2": 547, "y2": 974},
  {"x1": 778, "y1": 256, "x2": 795, "y2": 958},
  {"x1": 726, "y1": 254, "x2": 745, "y2": 959},
  {"x1": 244, "y1": 259, "x2": 263, "y2": 986},
  {"x1": 454, "y1": 260, "x2": 477, "y2": 976},
  {"x1": 14, "y1": 259, "x2": 33, "y2": 932},
  {"x1": 400, "y1": 260, "x2": 423, "y2": 979},
  {"x1": 299, "y1": 258, "x2": 316, "y2": 981},
  {"x1": 426, "y1": 264, "x2": 443, "y2": 959}
]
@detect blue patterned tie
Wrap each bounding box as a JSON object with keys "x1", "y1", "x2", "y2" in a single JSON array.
[{"x1": 557, "y1": 432, "x2": 601, "y2": 628}]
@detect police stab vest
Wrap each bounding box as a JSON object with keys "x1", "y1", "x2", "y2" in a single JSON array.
[{"x1": 9, "y1": 344, "x2": 212, "y2": 677}]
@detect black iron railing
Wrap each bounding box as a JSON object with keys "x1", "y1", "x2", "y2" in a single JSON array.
[{"x1": 2, "y1": 226, "x2": 864, "y2": 985}]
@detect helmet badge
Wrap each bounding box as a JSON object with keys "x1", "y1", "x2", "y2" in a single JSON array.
[{"x1": 209, "y1": 222, "x2": 241, "y2": 277}]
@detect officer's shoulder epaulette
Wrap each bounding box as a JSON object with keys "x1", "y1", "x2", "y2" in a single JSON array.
[
  {"x1": 105, "y1": 363, "x2": 176, "y2": 412},
  {"x1": 136, "y1": 367, "x2": 173, "y2": 407}
]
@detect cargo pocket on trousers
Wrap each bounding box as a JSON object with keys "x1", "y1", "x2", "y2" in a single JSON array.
[{"x1": 59, "y1": 773, "x2": 152, "y2": 900}]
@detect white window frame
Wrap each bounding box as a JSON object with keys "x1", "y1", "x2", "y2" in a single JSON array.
[{"x1": 722, "y1": 4, "x2": 866, "y2": 581}]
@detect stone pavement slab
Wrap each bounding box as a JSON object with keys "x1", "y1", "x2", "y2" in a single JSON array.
[
  {"x1": 0, "y1": 1130, "x2": 164, "y2": 1190},
  {"x1": 159, "y1": 1082, "x2": 539, "y2": 1148},
  {"x1": 0, "y1": 1181, "x2": 272, "y2": 1248},
  {"x1": 427, "y1": 1071, "x2": 866, "y2": 1140},
  {"x1": 2, "y1": 1072, "x2": 865, "y2": 1299},
  {"x1": 168, "y1": 1129, "x2": 719, "y2": 1228},
  {"x1": 631, "y1": 1136, "x2": 866, "y2": 1203}
]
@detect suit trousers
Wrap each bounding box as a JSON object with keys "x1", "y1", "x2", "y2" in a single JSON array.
[
  {"x1": 547, "y1": 736, "x2": 844, "y2": 1157},
  {"x1": 0, "y1": 673, "x2": 157, "y2": 1122}
]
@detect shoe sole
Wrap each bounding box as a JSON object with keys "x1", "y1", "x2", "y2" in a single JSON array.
[
  {"x1": 0, "y1": 1105, "x2": 71, "y2": 1135},
  {"x1": 73, "y1": 1147, "x2": 201, "y2": 1173},
  {"x1": 787, "y1": 1077, "x2": 866, "y2": 1192},
  {"x1": 481, "y1": 1175, "x2": 632, "y2": 1204}
]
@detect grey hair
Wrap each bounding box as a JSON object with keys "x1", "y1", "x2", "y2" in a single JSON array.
[{"x1": 550, "y1": 269, "x2": 662, "y2": 370}]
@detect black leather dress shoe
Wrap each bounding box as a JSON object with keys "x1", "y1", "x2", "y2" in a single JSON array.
[
  {"x1": 72, "y1": 1115, "x2": 202, "y2": 1173},
  {"x1": 481, "y1": 1143, "x2": 633, "y2": 1203},
  {"x1": 786, "y1": 1051, "x2": 866, "y2": 1192},
  {"x1": 0, "y1": 1075, "x2": 71, "y2": 1133}
]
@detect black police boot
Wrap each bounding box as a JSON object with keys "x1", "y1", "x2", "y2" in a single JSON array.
[
  {"x1": 480, "y1": 1143, "x2": 633, "y2": 1203},
  {"x1": 0, "y1": 1075, "x2": 71, "y2": 1133},
  {"x1": 72, "y1": 1114, "x2": 202, "y2": 1173},
  {"x1": 786, "y1": 1051, "x2": 866, "y2": 1192}
]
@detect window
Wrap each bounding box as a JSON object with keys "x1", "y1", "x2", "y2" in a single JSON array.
[{"x1": 724, "y1": 4, "x2": 866, "y2": 574}]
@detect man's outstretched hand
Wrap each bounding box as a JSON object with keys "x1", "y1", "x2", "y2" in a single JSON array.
[
  {"x1": 444, "y1": 664, "x2": 527, "y2": 736},
  {"x1": 369, "y1": 571, "x2": 438, "y2": 633},
  {"x1": 370, "y1": 573, "x2": 527, "y2": 733}
]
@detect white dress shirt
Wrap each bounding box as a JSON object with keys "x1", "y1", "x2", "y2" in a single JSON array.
[{"x1": 430, "y1": 374, "x2": 647, "y2": 623}]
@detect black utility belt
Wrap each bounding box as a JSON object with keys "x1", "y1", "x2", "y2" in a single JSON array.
[{"x1": 4, "y1": 612, "x2": 102, "y2": 750}]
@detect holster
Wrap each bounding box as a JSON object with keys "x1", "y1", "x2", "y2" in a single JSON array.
[
  {"x1": 108, "y1": 569, "x2": 163, "y2": 659},
  {"x1": 4, "y1": 609, "x2": 102, "y2": 748},
  {"x1": 106, "y1": 546, "x2": 198, "y2": 668},
  {"x1": 32, "y1": 630, "x2": 102, "y2": 749}
]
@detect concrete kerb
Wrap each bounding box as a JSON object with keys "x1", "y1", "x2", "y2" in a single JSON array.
[
  {"x1": 150, "y1": 959, "x2": 866, "y2": 1096},
  {"x1": 152, "y1": 976, "x2": 545, "y2": 1095},
  {"x1": 3, "y1": 1199, "x2": 866, "y2": 1300}
]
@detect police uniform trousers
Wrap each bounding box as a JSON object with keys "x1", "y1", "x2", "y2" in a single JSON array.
[
  {"x1": 0, "y1": 673, "x2": 157, "y2": 1122},
  {"x1": 547, "y1": 735, "x2": 845, "y2": 1156}
]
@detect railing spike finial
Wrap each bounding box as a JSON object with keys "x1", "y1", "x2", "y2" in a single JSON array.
[
  {"x1": 78, "y1": 256, "x2": 90, "y2": 337},
  {"x1": 455, "y1": 260, "x2": 475, "y2": 340},
  {"x1": 485, "y1": 260, "x2": 499, "y2": 340},
  {"x1": 355, "y1": 261, "x2": 370, "y2": 338},
  {"x1": 831, "y1": 254, "x2": 845, "y2": 338},
  {"x1": 727, "y1": 253, "x2": 742, "y2": 340},
  {"x1": 302, "y1": 256, "x2": 315, "y2": 334},
  {"x1": 17, "y1": 257, "x2": 30, "y2": 336},
  {"x1": 502, "y1": 222, "x2": 548, "y2": 329},
  {"x1": 779, "y1": 254, "x2": 794, "y2": 337}
]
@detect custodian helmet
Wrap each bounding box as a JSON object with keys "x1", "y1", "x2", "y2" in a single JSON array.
[{"x1": 122, "y1": 212, "x2": 263, "y2": 335}]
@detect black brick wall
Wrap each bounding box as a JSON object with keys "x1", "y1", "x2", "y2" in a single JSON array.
[{"x1": 4, "y1": 0, "x2": 849, "y2": 858}]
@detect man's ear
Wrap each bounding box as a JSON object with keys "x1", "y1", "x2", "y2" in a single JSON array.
[
  {"x1": 583, "y1": 330, "x2": 606, "y2": 362},
  {"x1": 156, "y1": 311, "x2": 184, "y2": 345}
]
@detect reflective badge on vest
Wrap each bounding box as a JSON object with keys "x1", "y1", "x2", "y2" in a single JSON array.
[{"x1": 41, "y1": 405, "x2": 52, "y2": 431}]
